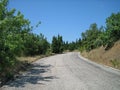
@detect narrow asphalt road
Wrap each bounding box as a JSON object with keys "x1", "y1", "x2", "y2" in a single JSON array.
[{"x1": 1, "y1": 52, "x2": 120, "y2": 90}]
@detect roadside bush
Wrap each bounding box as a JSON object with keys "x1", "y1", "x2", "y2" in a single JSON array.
[{"x1": 110, "y1": 59, "x2": 120, "y2": 69}]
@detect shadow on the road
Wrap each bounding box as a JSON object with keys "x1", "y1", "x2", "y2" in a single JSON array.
[{"x1": 5, "y1": 63, "x2": 57, "y2": 87}]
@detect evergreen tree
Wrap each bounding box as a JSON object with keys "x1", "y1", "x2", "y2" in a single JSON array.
[{"x1": 52, "y1": 35, "x2": 63, "y2": 53}]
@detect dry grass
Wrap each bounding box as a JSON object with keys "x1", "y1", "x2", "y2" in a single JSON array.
[
  {"x1": 17, "y1": 55, "x2": 44, "y2": 63},
  {"x1": 15, "y1": 54, "x2": 54, "y2": 75},
  {"x1": 0, "y1": 53, "x2": 54, "y2": 86},
  {"x1": 17, "y1": 53, "x2": 55, "y2": 63},
  {"x1": 81, "y1": 41, "x2": 120, "y2": 69}
]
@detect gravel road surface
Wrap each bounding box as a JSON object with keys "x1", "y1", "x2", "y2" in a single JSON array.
[{"x1": 1, "y1": 52, "x2": 120, "y2": 90}]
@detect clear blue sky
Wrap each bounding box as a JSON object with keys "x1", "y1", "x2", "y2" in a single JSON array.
[{"x1": 9, "y1": 0, "x2": 120, "y2": 42}]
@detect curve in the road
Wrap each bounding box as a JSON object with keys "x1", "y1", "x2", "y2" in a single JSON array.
[{"x1": 1, "y1": 52, "x2": 120, "y2": 90}]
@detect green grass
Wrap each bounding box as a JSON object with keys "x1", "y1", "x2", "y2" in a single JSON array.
[{"x1": 110, "y1": 59, "x2": 120, "y2": 69}]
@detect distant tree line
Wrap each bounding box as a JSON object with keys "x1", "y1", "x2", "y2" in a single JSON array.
[{"x1": 51, "y1": 12, "x2": 120, "y2": 52}]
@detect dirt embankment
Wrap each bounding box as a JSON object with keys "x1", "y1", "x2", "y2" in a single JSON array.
[{"x1": 81, "y1": 41, "x2": 120, "y2": 69}]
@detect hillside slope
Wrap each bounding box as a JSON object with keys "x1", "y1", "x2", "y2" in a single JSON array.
[{"x1": 81, "y1": 41, "x2": 120, "y2": 69}]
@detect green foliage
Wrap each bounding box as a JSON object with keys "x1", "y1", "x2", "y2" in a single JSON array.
[
  {"x1": 111, "y1": 59, "x2": 120, "y2": 68},
  {"x1": 63, "y1": 41, "x2": 69, "y2": 50},
  {"x1": 81, "y1": 23, "x2": 102, "y2": 51},
  {"x1": 80, "y1": 12, "x2": 120, "y2": 51},
  {"x1": 0, "y1": 0, "x2": 50, "y2": 82},
  {"x1": 68, "y1": 41, "x2": 77, "y2": 51},
  {"x1": 22, "y1": 33, "x2": 49, "y2": 56},
  {"x1": 68, "y1": 42, "x2": 76, "y2": 51},
  {"x1": 62, "y1": 39, "x2": 82, "y2": 51},
  {"x1": 52, "y1": 35, "x2": 63, "y2": 53},
  {"x1": 105, "y1": 12, "x2": 120, "y2": 49},
  {"x1": 106, "y1": 12, "x2": 120, "y2": 40},
  {"x1": 0, "y1": 0, "x2": 32, "y2": 80},
  {"x1": 1, "y1": 0, "x2": 120, "y2": 83}
]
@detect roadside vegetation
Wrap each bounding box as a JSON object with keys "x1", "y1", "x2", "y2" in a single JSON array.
[
  {"x1": 0, "y1": 0, "x2": 79, "y2": 85},
  {"x1": 0, "y1": 0, "x2": 120, "y2": 86},
  {"x1": 80, "y1": 12, "x2": 120, "y2": 69},
  {"x1": 0, "y1": 0, "x2": 51, "y2": 85},
  {"x1": 81, "y1": 41, "x2": 120, "y2": 69}
]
